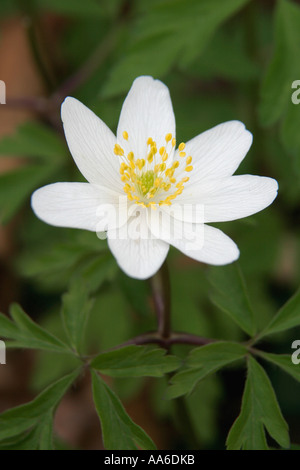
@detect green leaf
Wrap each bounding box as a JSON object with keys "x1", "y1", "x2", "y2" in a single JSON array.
[
  {"x1": 259, "y1": 352, "x2": 300, "y2": 383},
  {"x1": 0, "y1": 122, "x2": 66, "y2": 163},
  {"x1": 0, "y1": 370, "x2": 79, "y2": 441},
  {"x1": 0, "y1": 121, "x2": 67, "y2": 223},
  {"x1": 259, "y1": 0, "x2": 300, "y2": 126},
  {"x1": 36, "y1": 412, "x2": 54, "y2": 450},
  {"x1": 261, "y1": 287, "x2": 300, "y2": 337},
  {"x1": 102, "y1": 0, "x2": 250, "y2": 97},
  {"x1": 0, "y1": 304, "x2": 70, "y2": 353},
  {"x1": 61, "y1": 281, "x2": 93, "y2": 354},
  {"x1": 91, "y1": 345, "x2": 180, "y2": 377},
  {"x1": 0, "y1": 164, "x2": 56, "y2": 224},
  {"x1": 168, "y1": 342, "x2": 246, "y2": 398},
  {"x1": 91, "y1": 371, "x2": 156, "y2": 450},
  {"x1": 35, "y1": 0, "x2": 105, "y2": 17},
  {"x1": 226, "y1": 356, "x2": 290, "y2": 450},
  {"x1": 208, "y1": 264, "x2": 256, "y2": 336}
]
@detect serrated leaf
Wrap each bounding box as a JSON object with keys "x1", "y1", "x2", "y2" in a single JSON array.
[
  {"x1": 2, "y1": 303, "x2": 71, "y2": 353},
  {"x1": 226, "y1": 356, "x2": 290, "y2": 450},
  {"x1": 91, "y1": 371, "x2": 156, "y2": 450},
  {"x1": 91, "y1": 346, "x2": 180, "y2": 377},
  {"x1": 261, "y1": 287, "x2": 300, "y2": 337},
  {"x1": 259, "y1": 352, "x2": 300, "y2": 383},
  {"x1": 0, "y1": 370, "x2": 79, "y2": 441},
  {"x1": 61, "y1": 281, "x2": 93, "y2": 354},
  {"x1": 208, "y1": 264, "x2": 256, "y2": 336},
  {"x1": 168, "y1": 342, "x2": 246, "y2": 398}
]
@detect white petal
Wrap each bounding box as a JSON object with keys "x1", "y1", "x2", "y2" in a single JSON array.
[
  {"x1": 164, "y1": 175, "x2": 278, "y2": 223},
  {"x1": 148, "y1": 212, "x2": 239, "y2": 265},
  {"x1": 31, "y1": 183, "x2": 128, "y2": 232},
  {"x1": 179, "y1": 121, "x2": 253, "y2": 184},
  {"x1": 117, "y1": 76, "x2": 176, "y2": 159},
  {"x1": 61, "y1": 97, "x2": 122, "y2": 191},
  {"x1": 107, "y1": 233, "x2": 169, "y2": 280}
]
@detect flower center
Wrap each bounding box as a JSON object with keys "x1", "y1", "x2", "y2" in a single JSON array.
[{"x1": 114, "y1": 132, "x2": 193, "y2": 208}]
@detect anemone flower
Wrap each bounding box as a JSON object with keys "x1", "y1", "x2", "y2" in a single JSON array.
[{"x1": 31, "y1": 76, "x2": 278, "y2": 279}]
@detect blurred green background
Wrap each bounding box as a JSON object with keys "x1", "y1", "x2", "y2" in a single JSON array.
[{"x1": 0, "y1": 0, "x2": 300, "y2": 450}]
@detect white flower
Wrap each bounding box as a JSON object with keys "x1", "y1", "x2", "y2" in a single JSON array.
[{"x1": 31, "y1": 76, "x2": 278, "y2": 280}]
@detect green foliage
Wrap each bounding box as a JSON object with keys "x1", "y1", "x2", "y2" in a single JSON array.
[
  {"x1": 61, "y1": 280, "x2": 94, "y2": 354},
  {"x1": 226, "y1": 356, "x2": 290, "y2": 450},
  {"x1": 0, "y1": 122, "x2": 67, "y2": 224},
  {"x1": 259, "y1": 0, "x2": 300, "y2": 156},
  {"x1": 91, "y1": 345, "x2": 180, "y2": 377},
  {"x1": 0, "y1": 371, "x2": 79, "y2": 449},
  {"x1": 261, "y1": 287, "x2": 300, "y2": 337},
  {"x1": 0, "y1": 304, "x2": 70, "y2": 353},
  {"x1": 167, "y1": 342, "x2": 247, "y2": 398},
  {"x1": 35, "y1": 0, "x2": 108, "y2": 17},
  {"x1": 208, "y1": 264, "x2": 256, "y2": 336},
  {"x1": 0, "y1": 0, "x2": 300, "y2": 451},
  {"x1": 102, "y1": 0, "x2": 250, "y2": 97},
  {"x1": 259, "y1": 352, "x2": 300, "y2": 383},
  {"x1": 91, "y1": 371, "x2": 156, "y2": 450}
]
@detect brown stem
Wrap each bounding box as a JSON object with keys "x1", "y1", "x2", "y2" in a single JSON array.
[
  {"x1": 149, "y1": 261, "x2": 171, "y2": 339},
  {"x1": 113, "y1": 332, "x2": 214, "y2": 350}
]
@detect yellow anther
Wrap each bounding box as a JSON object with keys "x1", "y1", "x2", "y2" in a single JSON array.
[
  {"x1": 155, "y1": 178, "x2": 161, "y2": 187},
  {"x1": 123, "y1": 131, "x2": 129, "y2": 140},
  {"x1": 160, "y1": 163, "x2": 166, "y2": 172},
  {"x1": 147, "y1": 137, "x2": 153, "y2": 146},
  {"x1": 185, "y1": 165, "x2": 193, "y2": 172},
  {"x1": 147, "y1": 153, "x2": 153, "y2": 163},
  {"x1": 186, "y1": 156, "x2": 192, "y2": 165},
  {"x1": 165, "y1": 133, "x2": 172, "y2": 142},
  {"x1": 172, "y1": 138, "x2": 176, "y2": 147},
  {"x1": 170, "y1": 177, "x2": 176, "y2": 184},
  {"x1": 179, "y1": 152, "x2": 186, "y2": 158},
  {"x1": 159, "y1": 146, "x2": 165, "y2": 156},
  {"x1": 114, "y1": 144, "x2": 124, "y2": 156},
  {"x1": 128, "y1": 152, "x2": 134, "y2": 161},
  {"x1": 137, "y1": 159, "x2": 145, "y2": 170},
  {"x1": 179, "y1": 142, "x2": 185, "y2": 151},
  {"x1": 182, "y1": 177, "x2": 189, "y2": 183},
  {"x1": 154, "y1": 164, "x2": 160, "y2": 173},
  {"x1": 165, "y1": 168, "x2": 174, "y2": 178},
  {"x1": 172, "y1": 161, "x2": 179, "y2": 169},
  {"x1": 162, "y1": 153, "x2": 168, "y2": 162}
]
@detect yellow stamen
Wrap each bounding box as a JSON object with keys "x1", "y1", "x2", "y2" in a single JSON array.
[{"x1": 185, "y1": 165, "x2": 193, "y2": 172}]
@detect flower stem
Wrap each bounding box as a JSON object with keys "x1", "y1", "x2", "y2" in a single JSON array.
[{"x1": 150, "y1": 261, "x2": 171, "y2": 339}]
